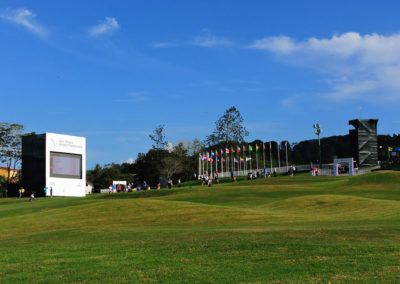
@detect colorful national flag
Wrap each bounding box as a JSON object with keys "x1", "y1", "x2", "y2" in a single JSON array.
[
  {"x1": 256, "y1": 144, "x2": 259, "y2": 151},
  {"x1": 231, "y1": 147, "x2": 235, "y2": 153},
  {"x1": 240, "y1": 157, "x2": 244, "y2": 162},
  {"x1": 249, "y1": 145, "x2": 253, "y2": 152},
  {"x1": 234, "y1": 158, "x2": 238, "y2": 163},
  {"x1": 237, "y1": 146, "x2": 241, "y2": 153},
  {"x1": 226, "y1": 148, "x2": 229, "y2": 153},
  {"x1": 222, "y1": 158, "x2": 225, "y2": 162},
  {"x1": 263, "y1": 143, "x2": 266, "y2": 150},
  {"x1": 246, "y1": 157, "x2": 252, "y2": 161},
  {"x1": 211, "y1": 151, "x2": 215, "y2": 156},
  {"x1": 221, "y1": 149, "x2": 224, "y2": 154},
  {"x1": 216, "y1": 151, "x2": 219, "y2": 157}
]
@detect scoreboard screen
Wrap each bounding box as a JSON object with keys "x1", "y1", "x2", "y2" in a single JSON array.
[{"x1": 50, "y1": 152, "x2": 82, "y2": 179}]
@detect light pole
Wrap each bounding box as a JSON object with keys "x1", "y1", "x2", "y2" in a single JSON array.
[{"x1": 313, "y1": 124, "x2": 322, "y2": 168}]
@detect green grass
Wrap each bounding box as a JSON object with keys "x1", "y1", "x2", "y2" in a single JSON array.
[{"x1": 1, "y1": 171, "x2": 400, "y2": 283}]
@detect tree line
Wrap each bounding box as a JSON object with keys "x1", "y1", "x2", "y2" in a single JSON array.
[{"x1": 2, "y1": 110, "x2": 400, "y2": 194}]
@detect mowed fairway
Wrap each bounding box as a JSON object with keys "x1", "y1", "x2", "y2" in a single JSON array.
[{"x1": 1, "y1": 171, "x2": 400, "y2": 283}]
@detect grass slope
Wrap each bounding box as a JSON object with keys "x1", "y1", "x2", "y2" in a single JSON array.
[{"x1": 1, "y1": 171, "x2": 400, "y2": 283}]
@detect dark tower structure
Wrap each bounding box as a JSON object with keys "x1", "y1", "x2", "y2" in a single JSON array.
[{"x1": 348, "y1": 119, "x2": 378, "y2": 166}]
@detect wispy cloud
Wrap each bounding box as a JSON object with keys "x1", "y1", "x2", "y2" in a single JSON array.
[
  {"x1": 150, "y1": 42, "x2": 178, "y2": 48},
  {"x1": 0, "y1": 8, "x2": 47, "y2": 37},
  {"x1": 151, "y1": 33, "x2": 233, "y2": 48},
  {"x1": 115, "y1": 91, "x2": 151, "y2": 103},
  {"x1": 249, "y1": 32, "x2": 400, "y2": 102},
  {"x1": 192, "y1": 35, "x2": 232, "y2": 47},
  {"x1": 89, "y1": 17, "x2": 120, "y2": 37}
]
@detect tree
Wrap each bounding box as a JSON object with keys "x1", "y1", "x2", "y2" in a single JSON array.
[
  {"x1": 161, "y1": 156, "x2": 183, "y2": 179},
  {"x1": 0, "y1": 123, "x2": 24, "y2": 197},
  {"x1": 149, "y1": 125, "x2": 168, "y2": 150},
  {"x1": 206, "y1": 106, "x2": 249, "y2": 146}
]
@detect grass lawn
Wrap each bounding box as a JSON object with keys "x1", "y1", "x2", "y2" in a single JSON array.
[{"x1": 1, "y1": 171, "x2": 400, "y2": 283}]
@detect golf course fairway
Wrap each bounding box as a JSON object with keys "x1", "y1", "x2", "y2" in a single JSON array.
[{"x1": 1, "y1": 171, "x2": 400, "y2": 283}]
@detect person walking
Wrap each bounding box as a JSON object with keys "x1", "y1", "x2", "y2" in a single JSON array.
[
  {"x1": 50, "y1": 187, "x2": 53, "y2": 197},
  {"x1": 43, "y1": 186, "x2": 48, "y2": 197},
  {"x1": 18, "y1": 188, "x2": 22, "y2": 198},
  {"x1": 29, "y1": 192, "x2": 35, "y2": 202},
  {"x1": 21, "y1": 187, "x2": 25, "y2": 197}
]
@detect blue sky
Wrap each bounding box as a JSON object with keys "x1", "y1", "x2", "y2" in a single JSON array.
[{"x1": 1, "y1": 1, "x2": 400, "y2": 168}]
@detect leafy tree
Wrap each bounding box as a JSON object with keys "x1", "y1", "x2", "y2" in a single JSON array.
[
  {"x1": 0, "y1": 123, "x2": 24, "y2": 197},
  {"x1": 86, "y1": 163, "x2": 135, "y2": 190},
  {"x1": 206, "y1": 106, "x2": 249, "y2": 147},
  {"x1": 149, "y1": 125, "x2": 168, "y2": 150}
]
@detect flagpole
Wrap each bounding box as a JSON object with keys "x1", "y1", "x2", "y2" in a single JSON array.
[
  {"x1": 263, "y1": 143, "x2": 266, "y2": 171},
  {"x1": 202, "y1": 154, "x2": 205, "y2": 177},
  {"x1": 269, "y1": 142, "x2": 273, "y2": 173},
  {"x1": 277, "y1": 141, "x2": 281, "y2": 173},
  {"x1": 210, "y1": 152, "x2": 214, "y2": 178},
  {"x1": 285, "y1": 142, "x2": 289, "y2": 172},
  {"x1": 231, "y1": 149, "x2": 234, "y2": 175},
  {"x1": 207, "y1": 156, "x2": 209, "y2": 176},
  {"x1": 243, "y1": 145, "x2": 247, "y2": 175},
  {"x1": 198, "y1": 155, "x2": 201, "y2": 179},
  {"x1": 216, "y1": 151, "x2": 218, "y2": 175},
  {"x1": 250, "y1": 145, "x2": 252, "y2": 172},
  {"x1": 226, "y1": 149, "x2": 228, "y2": 176},
  {"x1": 220, "y1": 150, "x2": 223, "y2": 177},
  {"x1": 256, "y1": 145, "x2": 259, "y2": 171}
]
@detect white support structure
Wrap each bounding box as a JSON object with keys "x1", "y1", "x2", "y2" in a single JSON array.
[
  {"x1": 333, "y1": 157, "x2": 354, "y2": 176},
  {"x1": 46, "y1": 133, "x2": 86, "y2": 197}
]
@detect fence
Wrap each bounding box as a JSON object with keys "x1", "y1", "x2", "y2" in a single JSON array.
[{"x1": 199, "y1": 164, "x2": 379, "y2": 178}]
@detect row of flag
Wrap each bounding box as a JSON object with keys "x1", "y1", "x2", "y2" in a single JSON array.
[
  {"x1": 200, "y1": 143, "x2": 276, "y2": 161},
  {"x1": 200, "y1": 155, "x2": 251, "y2": 163}
]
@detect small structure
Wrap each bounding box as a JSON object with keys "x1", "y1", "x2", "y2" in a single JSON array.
[
  {"x1": 349, "y1": 119, "x2": 378, "y2": 166},
  {"x1": 113, "y1": 180, "x2": 127, "y2": 191},
  {"x1": 333, "y1": 158, "x2": 354, "y2": 176}
]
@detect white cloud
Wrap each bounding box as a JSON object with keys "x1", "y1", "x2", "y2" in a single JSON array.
[
  {"x1": 166, "y1": 142, "x2": 174, "y2": 153},
  {"x1": 125, "y1": 158, "x2": 136, "y2": 164},
  {"x1": 192, "y1": 35, "x2": 232, "y2": 47},
  {"x1": 89, "y1": 17, "x2": 120, "y2": 37},
  {"x1": 249, "y1": 32, "x2": 400, "y2": 102},
  {"x1": 249, "y1": 36, "x2": 296, "y2": 54},
  {"x1": 151, "y1": 42, "x2": 178, "y2": 48},
  {"x1": 0, "y1": 8, "x2": 47, "y2": 36},
  {"x1": 115, "y1": 91, "x2": 151, "y2": 103}
]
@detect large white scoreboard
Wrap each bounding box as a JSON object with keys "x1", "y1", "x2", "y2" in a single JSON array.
[
  {"x1": 22, "y1": 132, "x2": 86, "y2": 197},
  {"x1": 46, "y1": 133, "x2": 86, "y2": 197}
]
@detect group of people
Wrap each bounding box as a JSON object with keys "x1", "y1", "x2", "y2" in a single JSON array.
[
  {"x1": 17, "y1": 185, "x2": 54, "y2": 202},
  {"x1": 108, "y1": 180, "x2": 177, "y2": 193},
  {"x1": 200, "y1": 171, "x2": 220, "y2": 187},
  {"x1": 200, "y1": 165, "x2": 299, "y2": 184}
]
